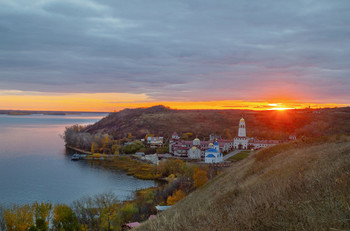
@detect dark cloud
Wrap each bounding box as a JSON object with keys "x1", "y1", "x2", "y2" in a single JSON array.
[{"x1": 0, "y1": 0, "x2": 349, "y2": 103}]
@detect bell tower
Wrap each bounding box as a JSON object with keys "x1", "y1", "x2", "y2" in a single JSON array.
[{"x1": 238, "y1": 118, "x2": 246, "y2": 137}]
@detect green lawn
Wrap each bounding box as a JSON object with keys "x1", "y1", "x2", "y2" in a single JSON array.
[{"x1": 228, "y1": 151, "x2": 251, "y2": 162}]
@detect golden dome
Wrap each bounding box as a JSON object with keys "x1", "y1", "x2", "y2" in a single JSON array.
[
  {"x1": 240, "y1": 118, "x2": 245, "y2": 122},
  {"x1": 192, "y1": 147, "x2": 197, "y2": 149},
  {"x1": 209, "y1": 143, "x2": 213, "y2": 146},
  {"x1": 194, "y1": 138, "x2": 200, "y2": 141}
]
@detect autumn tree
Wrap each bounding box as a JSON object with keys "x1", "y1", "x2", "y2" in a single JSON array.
[
  {"x1": 127, "y1": 132, "x2": 133, "y2": 139},
  {"x1": 72, "y1": 192, "x2": 119, "y2": 231},
  {"x1": 3, "y1": 204, "x2": 34, "y2": 231},
  {"x1": 101, "y1": 134, "x2": 113, "y2": 154},
  {"x1": 91, "y1": 142, "x2": 97, "y2": 155},
  {"x1": 111, "y1": 141, "x2": 121, "y2": 155},
  {"x1": 53, "y1": 204, "x2": 80, "y2": 231},
  {"x1": 167, "y1": 189, "x2": 186, "y2": 205},
  {"x1": 181, "y1": 132, "x2": 193, "y2": 141},
  {"x1": 94, "y1": 192, "x2": 119, "y2": 231},
  {"x1": 193, "y1": 167, "x2": 208, "y2": 188},
  {"x1": 157, "y1": 159, "x2": 188, "y2": 177}
]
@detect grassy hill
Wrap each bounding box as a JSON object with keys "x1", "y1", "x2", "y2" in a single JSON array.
[
  {"x1": 84, "y1": 105, "x2": 350, "y2": 140},
  {"x1": 84, "y1": 105, "x2": 247, "y2": 140},
  {"x1": 136, "y1": 135, "x2": 350, "y2": 230}
]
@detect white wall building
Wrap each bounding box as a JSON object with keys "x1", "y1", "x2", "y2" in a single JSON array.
[
  {"x1": 188, "y1": 146, "x2": 201, "y2": 159},
  {"x1": 147, "y1": 137, "x2": 163, "y2": 148},
  {"x1": 248, "y1": 139, "x2": 280, "y2": 149}
]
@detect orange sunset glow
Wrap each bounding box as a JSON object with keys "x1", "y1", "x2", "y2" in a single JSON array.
[{"x1": 0, "y1": 90, "x2": 345, "y2": 112}]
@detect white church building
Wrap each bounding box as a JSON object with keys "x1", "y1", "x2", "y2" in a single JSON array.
[
  {"x1": 205, "y1": 141, "x2": 223, "y2": 163},
  {"x1": 233, "y1": 118, "x2": 249, "y2": 149},
  {"x1": 234, "y1": 117, "x2": 281, "y2": 150}
]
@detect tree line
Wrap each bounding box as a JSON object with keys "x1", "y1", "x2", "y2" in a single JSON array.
[
  {"x1": 63, "y1": 125, "x2": 120, "y2": 155},
  {"x1": 63, "y1": 125, "x2": 170, "y2": 155}
]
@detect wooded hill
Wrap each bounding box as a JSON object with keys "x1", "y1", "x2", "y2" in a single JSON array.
[{"x1": 84, "y1": 105, "x2": 350, "y2": 141}]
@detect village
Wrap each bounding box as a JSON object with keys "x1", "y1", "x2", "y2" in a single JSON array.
[
  {"x1": 133, "y1": 117, "x2": 295, "y2": 165},
  {"x1": 67, "y1": 116, "x2": 298, "y2": 168}
]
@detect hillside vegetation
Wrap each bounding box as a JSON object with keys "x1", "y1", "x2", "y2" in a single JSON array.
[
  {"x1": 136, "y1": 135, "x2": 350, "y2": 231},
  {"x1": 84, "y1": 106, "x2": 350, "y2": 140}
]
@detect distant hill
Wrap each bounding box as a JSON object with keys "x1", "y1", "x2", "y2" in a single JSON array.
[
  {"x1": 84, "y1": 105, "x2": 246, "y2": 140},
  {"x1": 84, "y1": 105, "x2": 350, "y2": 140},
  {"x1": 135, "y1": 135, "x2": 350, "y2": 230}
]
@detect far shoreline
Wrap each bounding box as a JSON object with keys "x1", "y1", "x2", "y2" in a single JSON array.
[{"x1": 0, "y1": 110, "x2": 108, "y2": 116}]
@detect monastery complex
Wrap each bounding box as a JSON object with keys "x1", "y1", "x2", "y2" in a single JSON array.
[{"x1": 169, "y1": 118, "x2": 284, "y2": 162}]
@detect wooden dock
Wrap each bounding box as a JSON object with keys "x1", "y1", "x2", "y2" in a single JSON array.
[{"x1": 66, "y1": 145, "x2": 92, "y2": 155}]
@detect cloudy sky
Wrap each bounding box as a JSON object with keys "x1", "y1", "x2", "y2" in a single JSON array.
[{"x1": 0, "y1": 0, "x2": 349, "y2": 111}]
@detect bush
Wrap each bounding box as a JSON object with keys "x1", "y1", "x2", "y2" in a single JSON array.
[
  {"x1": 122, "y1": 141, "x2": 144, "y2": 154},
  {"x1": 167, "y1": 190, "x2": 186, "y2": 205},
  {"x1": 193, "y1": 167, "x2": 208, "y2": 188}
]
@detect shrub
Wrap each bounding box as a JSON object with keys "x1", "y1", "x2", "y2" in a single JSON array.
[
  {"x1": 193, "y1": 167, "x2": 208, "y2": 188},
  {"x1": 167, "y1": 190, "x2": 186, "y2": 205},
  {"x1": 122, "y1": 141, "x2": 144, "y2": 154}
]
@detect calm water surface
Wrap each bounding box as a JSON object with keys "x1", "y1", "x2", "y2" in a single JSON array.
[{"x1": 0, "y1": 114, "x2": 155, "y2": 205}]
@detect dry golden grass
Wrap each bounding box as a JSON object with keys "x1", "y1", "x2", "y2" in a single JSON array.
[
  {"x1": 93, "y1": 156, "x2": 160, "y2": 180},
  {"x1": 135, "y1": 135, "x2": 350, "y2": 231}
]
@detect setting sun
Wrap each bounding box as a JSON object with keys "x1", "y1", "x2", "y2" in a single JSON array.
[{"x1": 268, "y1": 108, "x2": 295, "y2": 111}]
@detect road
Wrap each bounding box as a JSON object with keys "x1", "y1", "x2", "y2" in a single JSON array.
[{"x1": 223, "y1": 149, "x2": 242, "y2": 161}]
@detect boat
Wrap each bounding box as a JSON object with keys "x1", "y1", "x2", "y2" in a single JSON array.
[{"x1": 71, "y1": 154, "x2": 80, "y2": 161}]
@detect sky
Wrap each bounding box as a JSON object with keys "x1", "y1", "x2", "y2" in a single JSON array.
[{"x1": 0, "y1": 0, "x2": 349, "y2": 111}]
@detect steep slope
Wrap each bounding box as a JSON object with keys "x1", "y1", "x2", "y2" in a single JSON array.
[{"x1": 136, "y1": 136, "x2": 350, "y2": 231}]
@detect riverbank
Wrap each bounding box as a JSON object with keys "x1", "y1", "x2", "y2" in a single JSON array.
[
  {"x1": 66, "y1": 145, "x2": 161, "y2": 180},
  {"x1": 90, "y1": 156, "x2": 161, "y2": 180}
]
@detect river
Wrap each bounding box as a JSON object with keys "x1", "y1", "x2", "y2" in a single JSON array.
[{"x1": 0, "y1": 113, "x2": 155, "y2": 205}]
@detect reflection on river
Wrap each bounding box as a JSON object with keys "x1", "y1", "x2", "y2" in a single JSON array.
[{"x1": 0, "y1": 114, "x2": 156, "y2": 205}]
